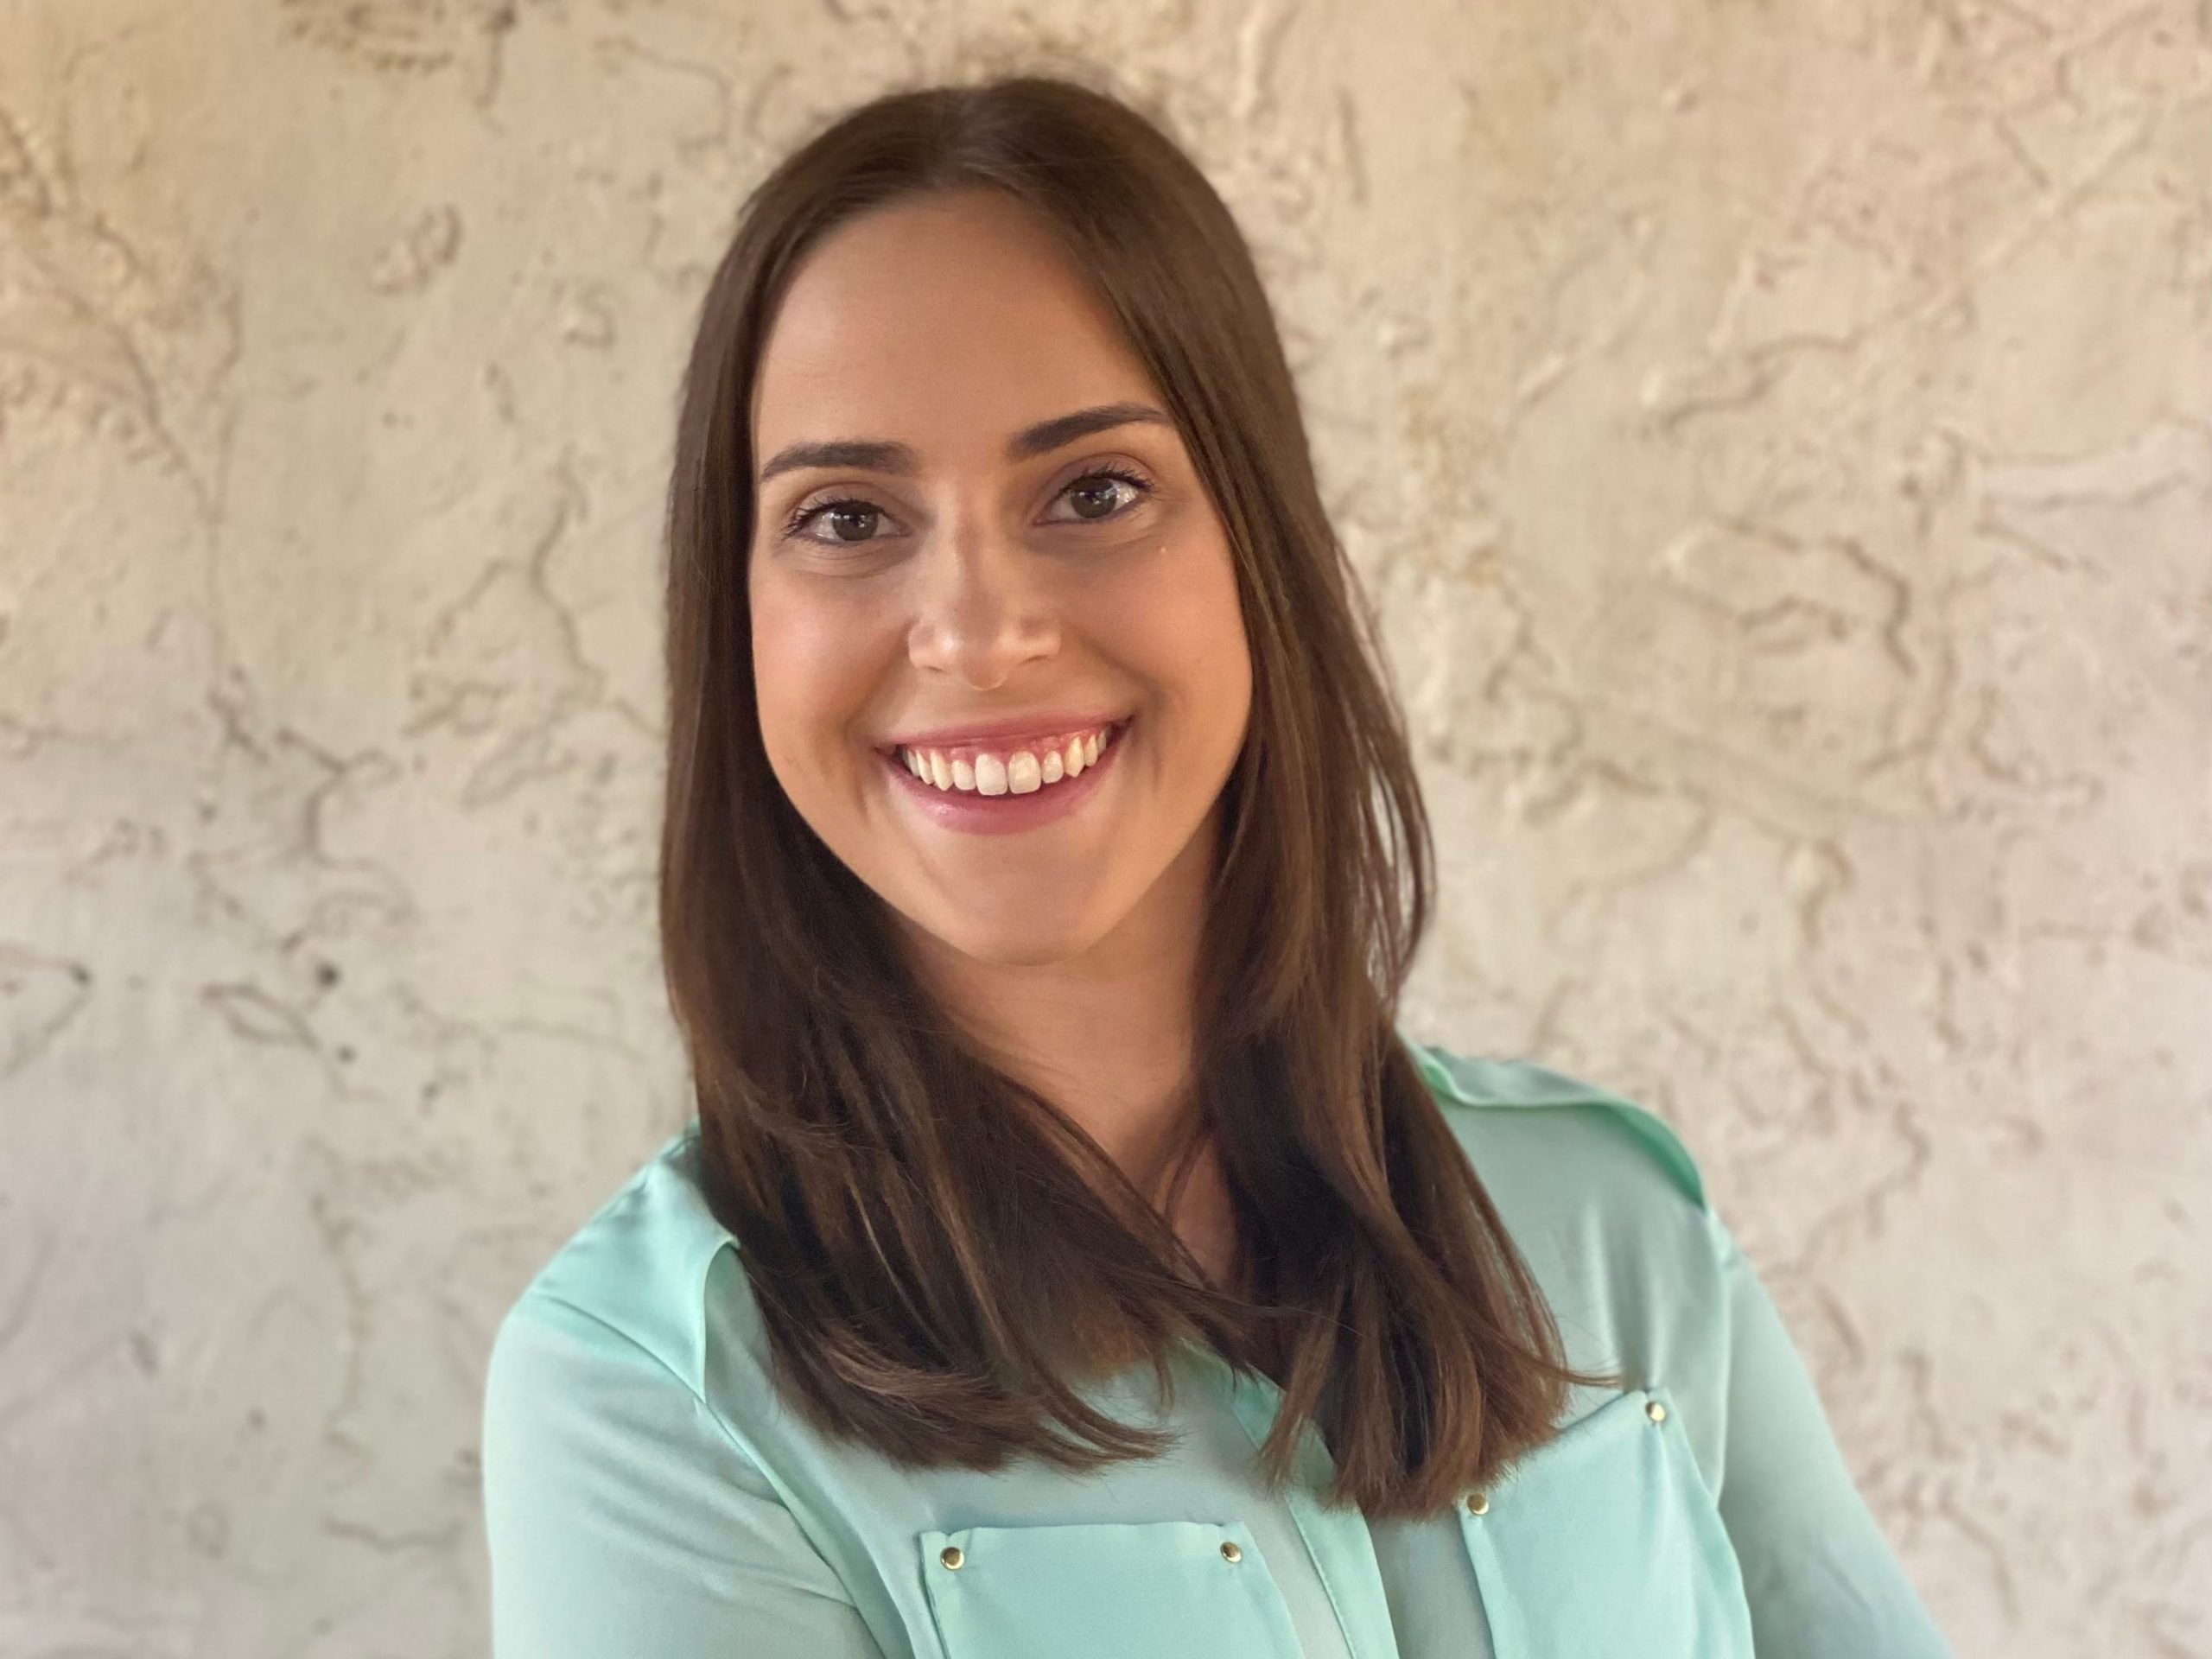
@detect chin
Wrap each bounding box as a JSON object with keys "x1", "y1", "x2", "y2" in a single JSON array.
[{"x1": 930, "y1": 900, "x2": 1116, "y2": 969}]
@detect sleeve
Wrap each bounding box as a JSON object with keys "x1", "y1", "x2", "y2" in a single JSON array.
[
  {"x1": 1706, "y1": 1211, "x2": 1955, "y2": 1659},
  {"x1": 480, "y1": 1290, "x2": 886, "y2": 1659}
]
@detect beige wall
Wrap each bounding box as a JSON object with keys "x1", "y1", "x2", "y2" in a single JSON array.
[{"x1": 2, "y1": 1, "x2": 2205, "y2": 1654}]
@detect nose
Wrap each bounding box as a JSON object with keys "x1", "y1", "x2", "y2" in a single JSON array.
[{"x1": 904, "y1": 516, "x2": 1060, "y2": 690}]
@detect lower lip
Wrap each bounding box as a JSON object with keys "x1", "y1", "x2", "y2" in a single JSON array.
[{"x1": 880, "y1": 721, "x2": 1131, "y2": 837}]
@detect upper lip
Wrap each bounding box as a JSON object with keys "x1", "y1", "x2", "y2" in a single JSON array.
[{"x1": 879, "y1": 709, "x2": 1129, "y2": 752}]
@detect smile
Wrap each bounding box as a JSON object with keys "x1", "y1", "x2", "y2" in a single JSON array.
[
  {"x1": 893, "y1": 721, "x2": 1121, "y2": 795},
  {"x1": 878, "y1": 717, "x2": 1132, "y2": 838}
]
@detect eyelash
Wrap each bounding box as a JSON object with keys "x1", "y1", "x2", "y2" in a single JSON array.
[{"x1": 779, "y1": 465, "x2": 1155, "y2": 545}]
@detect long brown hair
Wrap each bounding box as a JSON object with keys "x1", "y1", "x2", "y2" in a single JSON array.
[{"x1": 658, "y1": 69, "x2": 1620, "y2": 1519}]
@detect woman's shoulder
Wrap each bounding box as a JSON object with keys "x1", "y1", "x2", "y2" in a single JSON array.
[
  {"x1": 490, "y1": 1122, "x2": 745, "y2": 1404},
  {"x1": 1400, "y1": 1033, "x2": 1732, "y2": 1378},
  {"x1": 1402, "y1": 1033, "x2": 1711, "y2": 1217}
]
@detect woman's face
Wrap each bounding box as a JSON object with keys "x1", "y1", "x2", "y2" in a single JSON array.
[{"x1": 747, "y1": 188, "x2": 1254, "y2": 969}]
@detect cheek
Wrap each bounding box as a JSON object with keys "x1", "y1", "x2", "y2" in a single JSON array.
[
  {"x1": 748, "y1": 574, "x2": 884, "y2": 779},
  {"x1": 1116, "y1": 540, "x2": 1252, "y2": 728},
  {"x1": 1193, "y1": 567, "x2": 1255, "y2": 709}
]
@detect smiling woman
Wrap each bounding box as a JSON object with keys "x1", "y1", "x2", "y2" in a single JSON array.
[{"x1": 479, "y1": 71, "x2": 1955, "y2": 1659}]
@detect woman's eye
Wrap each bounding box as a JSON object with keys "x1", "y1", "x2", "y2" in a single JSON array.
[
  {"x1": 1046, "y1": 469, "x2": 1149, "y2": 523},
  {"x1": 818, "y1": 504, "x2": 880, "y2": 543},
  {"x1": 786, "y1": 499, "x2": 886, "y2": 544}
]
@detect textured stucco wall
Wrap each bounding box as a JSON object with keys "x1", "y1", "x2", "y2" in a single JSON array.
[{"x1": 1, "y1": 2, "x2": 2205, "y2": 1655}]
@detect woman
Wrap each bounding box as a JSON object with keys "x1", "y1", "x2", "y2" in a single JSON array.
[{"x1": 480, "y1": 73, "x2": 1953, "y2": 1659}]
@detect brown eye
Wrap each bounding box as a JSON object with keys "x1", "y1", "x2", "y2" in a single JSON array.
[
  {"x1": 786, "y1": 498, "x2": 887, "y2": 545},
  {"x1": 1046, "y1": 467, "x2": 1150, "y2": 524},
  {"x1": 1066, "y1": 479, "x2": 1122, "y2": 519}
]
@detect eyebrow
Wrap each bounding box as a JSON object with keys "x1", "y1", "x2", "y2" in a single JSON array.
[{"x1": 755, "y1": 400, "x2": 1174, "y2": 485}]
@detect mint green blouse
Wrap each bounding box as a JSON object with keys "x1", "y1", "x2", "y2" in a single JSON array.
[{"x1": 480, "y1": 1039, "x2": 1954, "y2": 1658}]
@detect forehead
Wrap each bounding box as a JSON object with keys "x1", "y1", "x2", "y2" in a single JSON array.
[{"x1": 750, "y1": 189, "x2": 1160, "y2": 458}]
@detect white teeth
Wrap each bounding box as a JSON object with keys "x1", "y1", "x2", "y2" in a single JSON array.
[{"x1": 897, "y1": 724, "x2": 1119, "y2": 795}]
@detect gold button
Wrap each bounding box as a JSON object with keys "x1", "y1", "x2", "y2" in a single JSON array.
[
  {"x1": 1645, "y1": 1399, "x2": 1667, "y2": 1424},
  {"x1": 939, "y1": 1545, "x2": 964, "y2": 1570},
  {"x1": 1220, "y1": 1540, "x2": 1243, "y2": 1563},
  {"x1": 1464, "y1": 1491, "x2": 1489, "y2": 1516}
]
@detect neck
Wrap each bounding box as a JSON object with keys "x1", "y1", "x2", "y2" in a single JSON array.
[{"x1": 896, "y1": 810, "x2": 1222, "y2": 1232}]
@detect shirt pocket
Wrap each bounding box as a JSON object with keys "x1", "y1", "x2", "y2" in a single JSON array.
[
  {"x1": 917, "y1": 1519, "x2": 1302, "y2": 1659},
  {"x1": 1456, "y1": 1384, "x2": 1756, "y2": 1659}
]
